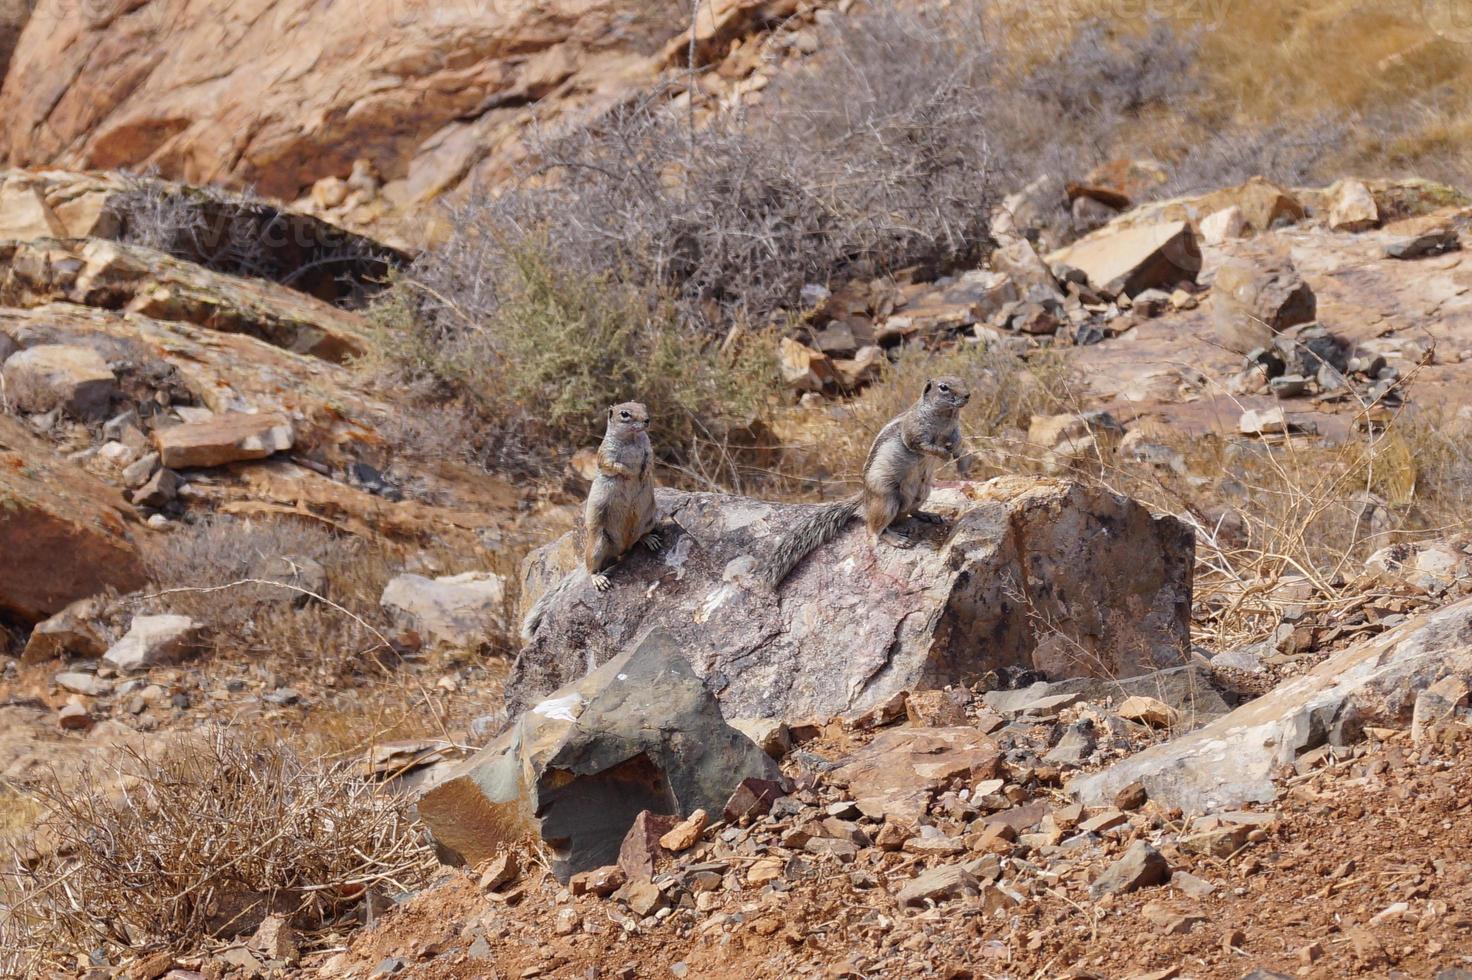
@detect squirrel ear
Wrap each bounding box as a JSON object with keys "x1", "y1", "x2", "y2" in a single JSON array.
[
  {"x1": 923, "y1": 380, "x2": 932, "y2": 395},
  {"x1": 607, "y1": 406, "x2": 614, "y2": 420}
]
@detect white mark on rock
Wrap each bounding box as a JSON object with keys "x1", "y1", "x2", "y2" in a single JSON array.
[
  {"x1": 532, "y1": 692, "x2": 586, "y2": 723},
  {"x1": 696, "y1": 584, "x2": 737, "y2": 624}
]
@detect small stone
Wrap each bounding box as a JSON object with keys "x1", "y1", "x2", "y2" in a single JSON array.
[
  {"x1": 131, "y1": 467, "x2": 180, "y2": 508},
  {"x1": 1118, "y1": 695, "x2": 1180, "y2": 728},
  {"x1": 724, "y1": 778, "x2": 786, "y2": 822},
  {"x1": 58, "y1": 701, "x2": 92, "y2": 730},
  {"x1": 623, "y1": 879, "x2": 665, "y2": 917},
  {"x1": 905, "y1": 689, "x2": 969, "y2": 727},
  {"x1": 620, "y1": 811, "x2": 678, "y2": 880},
  {"x1": 658, "y1": 809, "x2": 708, "y2": 853},
  {"x1": 103, "y1": 615, "x2": 200, "y2": 673},
  {"x1": 55, "y1": 670, "x2": 111, "y2": 697},
  {"x1": 569, "y1": 865, "x2": 626, "y2": 898},
  {"x1": 477, "y1": 851, "x2": 518, "y2": 892},
  {"x1": 554, "y1": 908, "x2": 581, "y2": 936},
  {"x1": 747, "y1": 857, "x2": 784, "y2": 885},
  {"x1": 1090, "y1": 841, "x2": 1170, "y2": 897},
  {"x1": 1170, "y1": 871, "x2": 1216, "y2": 898},
  {"x1": 154, "y1": 412, "x2": 294, "y2": 468},
  {"x1": 728, "y1": 718, "x2": 792, "y2": 758},
  {"x1": 1328, "y1": 179, "x2": 1379, "y2": 232},
  {"x1": 1078, "y1": 809, "x2": 1128, "y2": 834},
  {"x1": 896, "y1": 864, "x2": 981, "y2": 907},
  {"x1": 121, "y1": 452, "x2": 161, "y2": 488},
  {"x1": 1200, "y1": 206, "x2": 1248, "y2": 244},
  {"x1": 1, "y1": 344, "x2": 118, "y2": 420},
  {"x1": 1114, "y1": 781, "x2": 1148, "y2": 811},
  {"x1": 370, "y1": 958, "x2": 407, "y2": 977},
  {"x1": 250, "y1": 914, "x2": 299, "y2": 965},
  {"x1": 1180, "y1": 825, "x2": 1250, "y2": 859}
]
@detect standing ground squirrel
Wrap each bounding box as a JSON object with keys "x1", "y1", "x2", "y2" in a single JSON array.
[
  {"x1": 757, "y1": 376, "x2": 970, "y2": 588},
  {"x1": 521, "y1": 401, "x2": 661, "y2": 640}
]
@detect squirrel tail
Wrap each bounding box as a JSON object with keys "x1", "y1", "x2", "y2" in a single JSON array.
[
  {"x1": 519, "y1": 569, "x2": 583, "y2": 643},
  {"x1": 758, "y1": 495, "x2": 860, "y2": 589}
]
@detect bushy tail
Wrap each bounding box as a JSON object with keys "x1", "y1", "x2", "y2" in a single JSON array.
[
  {"x1": 520, "y1": 570, "x2": 583, "y2": 643},
  {"x1": 758, "y1": 496, "x2": 860, "y2": 589}
]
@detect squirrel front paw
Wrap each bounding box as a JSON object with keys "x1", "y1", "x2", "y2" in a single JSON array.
[
  {"x1": 642, "y1": 531, "x2": 663, "y2": 552},
  {"x1": 592, "y1": 573, "x2": 612, "y2": 592}
]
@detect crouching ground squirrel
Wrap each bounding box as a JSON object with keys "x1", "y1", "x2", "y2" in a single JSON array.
[
  {"x1": 521, "y1": 401, "x2": 661, "y2": 640},
  {"x1": 757, "y1": 376, "x2": 970, "y2": 588}
]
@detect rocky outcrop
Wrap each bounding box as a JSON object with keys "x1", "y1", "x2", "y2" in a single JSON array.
[
  {"x1": 510, "y1": 478, "x2": 1194, "y2": 723},
  {"x1": 418, "y1": 629, "x2": 780, "y2": 881},
  {"x1": 0, "y1": 171, "x2": 402, "y2": 303},
  {"x1": 1071, "y1": 595, "x2": 1472, "y2": 812},
  {"x1": 0, "y1": 0, "x2": 797, "y2": 241},
  {"x1": 0, "y1": 238, "x2": 371, "y2": 362},
  {"x1": 0, "y1": 415, "x2": 149, "y2": 623}
]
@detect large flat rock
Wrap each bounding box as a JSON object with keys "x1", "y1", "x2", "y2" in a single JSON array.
[
  {"x1": 1071, "y1": 595, "x2": 1472, "y2": 812},
  {"x1": 509, "y1": 477, "x2": 1194, "y2": 723}
]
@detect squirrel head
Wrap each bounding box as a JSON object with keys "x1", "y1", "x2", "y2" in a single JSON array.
[
  {"x1": 606, "y1": 401, "x2": 651, "y2": 437},
  {"x1": 921, "y1": 376, "x2": 970, "y2": 412}
]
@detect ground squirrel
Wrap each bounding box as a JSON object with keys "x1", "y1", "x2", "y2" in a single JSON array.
[
  {"x1": 757, "y1": 376, "x2": 970, "y2": 588},
  {"x1": 520, "y1": 401, "x2": 661, "y2": 640}
]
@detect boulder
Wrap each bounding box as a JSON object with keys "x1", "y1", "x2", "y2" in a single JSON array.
[
  {"x1": 1200, "y1": 206, "x2": 1249, "y2": 245},
  {"x1": 1207, "y1": 177, "x2": 1305, "y2": 232},
  {"x1": 1, "y1": 344, "x2": 118, "y2": 420},
  {"x1": 154, "y1": 412, "x2": 294, "y2": 468},
  {"x1": 510, "y1": 478, "x2": 1194, "y2": 723},
  {"x1": 103, "y1": 615, "x2": 200, "y2": 673},
  {"x1": 21, "y1": 596, "x2": 113, "y2": 664},
  {"x1": 0, "y1": 415, "x2": 148, "y2": 623},
  {"x1": 417, "y1": 629, "x2": 781, "y2": 881},
  {"x1": 1329, "y1": 180, "x2": 1379, "y2": 233},
  {"x1": 1090, "y1": 841, "x2": 1170, "y2": 897},
  {"x1": 1046, "y1": 221, "x2": 1200, "y2": 298},
  {"x1": 1212, "y1": 256, "x2": 1317, "y2": 354},
  {"x1": 380, "y1": 572, "x2": 507, "y2": 651},
  {"x1": 1071, "y1": 595, "x2": 1472, "y2": 812}
]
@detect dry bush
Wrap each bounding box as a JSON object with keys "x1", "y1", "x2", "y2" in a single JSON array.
[
  {"x1": 1061, "y1": 394, "x2": 1472, "y2": 651},
  {"x1": 0, "y1": 732, "x2": 435, "y2": 973},
  {"x1": 371, "y1": 242, "x2": 777, "y2": 477}
]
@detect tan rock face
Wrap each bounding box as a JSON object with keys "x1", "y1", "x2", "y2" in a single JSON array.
[
  {"x1": 0, "y1": 0, "x2": 788, "y2": 232},
  {"x1": 0, "y1": 238, "x2": 371, "y2": 363},
  {"x1": 0, "y1": 415, "x2": 148, "y2": 622}
]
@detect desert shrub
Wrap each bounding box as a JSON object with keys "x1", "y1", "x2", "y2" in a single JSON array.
[
  {"x1": 0, "y1": 733, "x2": 435, "y2": 972},
  {"x1": 374, "y1": 241, "x2": 777, "y2": 476}
]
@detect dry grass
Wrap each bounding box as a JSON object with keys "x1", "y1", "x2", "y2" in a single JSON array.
[
  {"x1": 1036, "y1": 0, "x2": 1472, "y2": 186},
  {"x1": 0, "y1": 732, "x2": 436, "y2": 974}
]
